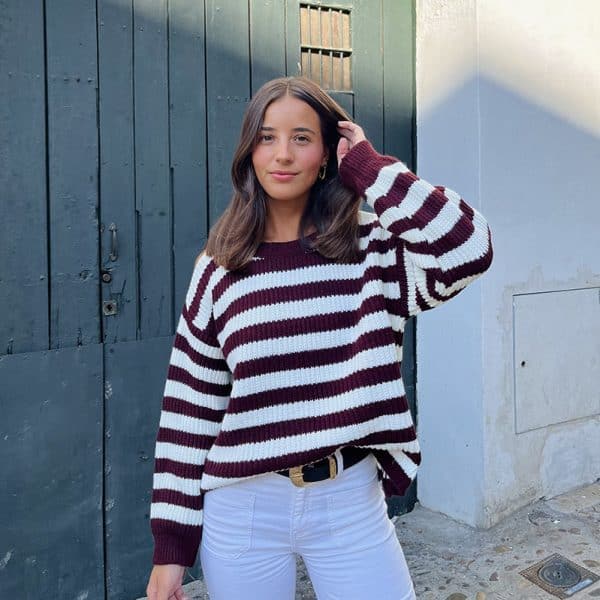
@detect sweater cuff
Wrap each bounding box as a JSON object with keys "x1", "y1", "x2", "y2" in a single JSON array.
[
  {"x1": 338, "y1": 140, "x2": 399, "y2": 195},
  {"x1": 152, "y1": 528, "x2": 202, "y2": 567}
]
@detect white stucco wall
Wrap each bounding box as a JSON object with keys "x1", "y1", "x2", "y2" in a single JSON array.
[{"x1": 415, "y1": 0, "x2": 600, "y2": 527}]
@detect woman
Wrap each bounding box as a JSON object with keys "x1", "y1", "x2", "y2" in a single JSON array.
[{"x1": 146, "y1": 76, "x2": 493, "y2": 600}]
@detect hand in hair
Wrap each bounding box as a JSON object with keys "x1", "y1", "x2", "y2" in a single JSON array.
[{"x1": 336, "y1": 121, "x2": 367, "y2": 167}]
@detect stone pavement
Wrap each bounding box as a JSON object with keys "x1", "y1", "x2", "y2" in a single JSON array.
[{"x1": 138, "y1": 481, "x2": 600, "y2": 600}]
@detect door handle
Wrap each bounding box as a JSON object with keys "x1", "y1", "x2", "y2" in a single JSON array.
[{"x1": 108, "y1": 223, "x2": 118, "y2": 261}]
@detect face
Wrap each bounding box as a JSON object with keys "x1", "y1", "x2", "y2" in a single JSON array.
[{"x1": 251, "y1": 94, "x2": 328, "y2": 208}]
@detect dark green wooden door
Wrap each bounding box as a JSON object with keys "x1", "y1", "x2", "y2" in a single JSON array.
[
  {"x1": 1, "y1": 1, "x2": 415, "y2": 598},
  {"x1": 1, "y1": 2, "x2": 105, "y2": 599}
]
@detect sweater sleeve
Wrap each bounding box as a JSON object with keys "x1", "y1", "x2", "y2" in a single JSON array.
[
  {"x1": 339, "y1": 140, "x2": 493, "y2": 317},
  {"x1": 150, "y1": 255, "x2": 231, "y2": 566}
]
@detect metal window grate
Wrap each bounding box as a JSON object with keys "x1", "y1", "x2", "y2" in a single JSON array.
[{"x1": 300, "y1": 3, "x2": 352, "y2": 91}]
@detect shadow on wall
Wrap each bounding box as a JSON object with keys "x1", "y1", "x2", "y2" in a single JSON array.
[
  {"x1": 416, "y1": 71, "x2": 600, "y2": 530},
  {"x1": 418, "y1": 73, "x2": 600, "y2": 283}
]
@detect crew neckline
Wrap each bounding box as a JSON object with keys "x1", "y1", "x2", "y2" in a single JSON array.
[{"x1": 257, "y1": 230, "x2": 319, "y2": 257}]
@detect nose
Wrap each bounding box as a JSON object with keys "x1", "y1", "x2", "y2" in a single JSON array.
[{"x1": 274, "y1": 140, "x2": 293, "y2": 163}]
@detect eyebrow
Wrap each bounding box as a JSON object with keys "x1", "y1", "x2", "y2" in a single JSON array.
[{"x1": 259, "y1": 126, "x2": 317, "y2": 134}]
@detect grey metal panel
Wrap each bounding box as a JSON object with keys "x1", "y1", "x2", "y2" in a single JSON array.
[
  {"x1": 513, "y1": 288, "x2": 600, "y2": 433},
  {"x1": 383, "y1": 0, "x2": 415, "y2": 168},
  {"x1": 104, "y1": 335, "x2": 174, "y2": 599},
  {"x1": 205, "y1": 0, "x2": 251, "y2": 225},
  {"x1": 169, "y1": 0, "x2": 209, "y2": 317},
  {"x1": 0, "y1": 345, "x2": 104, "y2": 599},
  {"x1": 0, "y1": 1, "x2": 48, "y2": 356},
  {"x1": 98, "y1": 0, "x2": 138, "y2": 343},
  {"x1": 250, "y1": 0, "x2": 287, "y2": 93},
  {"x1": 46, "y1": 0, "x2": 100, "y2": 349},
  {"x1": 352, "y1": 0, "x2": 384, "y2": 150},
  {"x1": 134, "y1": 0, "x2": 173, "y2": 338}
]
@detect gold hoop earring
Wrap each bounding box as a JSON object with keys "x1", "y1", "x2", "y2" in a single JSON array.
[{"x1": 318, "y1": 164, "x2": 327, "y2": 180}]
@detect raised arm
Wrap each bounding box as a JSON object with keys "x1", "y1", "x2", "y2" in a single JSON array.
[{"x1": 337, "y1": 123, "x2": 493, "y2": 317}]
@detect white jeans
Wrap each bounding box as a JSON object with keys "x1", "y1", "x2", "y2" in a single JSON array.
[{"x1": 200, "y1": 453, "x2": 416, "y2": 600}]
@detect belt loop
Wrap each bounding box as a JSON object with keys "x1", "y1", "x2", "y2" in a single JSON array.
[{"x1": 334, "y1": 448, "x2": 344, "y2": 477}]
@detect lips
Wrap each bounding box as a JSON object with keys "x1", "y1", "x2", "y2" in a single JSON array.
[{"x1": 269, "y1": 171, "x2": 298, "y2": 182}]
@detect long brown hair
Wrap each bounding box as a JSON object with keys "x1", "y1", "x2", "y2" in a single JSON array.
[{"x1": 205, "y1": 76, "x2": 363, "y2": 271}]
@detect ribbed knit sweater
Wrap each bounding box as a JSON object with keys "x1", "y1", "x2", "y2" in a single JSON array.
[{"x1": 150, "y1": 140, "x2": 493, "y2": 566}]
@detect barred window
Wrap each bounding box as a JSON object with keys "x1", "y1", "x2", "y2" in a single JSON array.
[{"x1": 300, "y1": 3, "x2": 352, "y2": 91}]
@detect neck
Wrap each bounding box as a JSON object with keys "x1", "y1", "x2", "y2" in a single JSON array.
[{"x1": 264, "y1": 203, "x2": 312, "y2": 242}]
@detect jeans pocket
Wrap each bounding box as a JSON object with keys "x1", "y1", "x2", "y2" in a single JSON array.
[
  {"x1": 202, "y1": 487, "x2": 256, "y2": 560},
  {"x1": 326, "y1": 478, "x2": 393, "y2": 551}
]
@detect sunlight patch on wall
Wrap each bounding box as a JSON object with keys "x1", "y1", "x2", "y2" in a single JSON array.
[
  {"x1": 416, "y1": 0, "x2": 478, "y2": 118},
  {"x1": 479, "y1": 0, "x2": 600, "y2": 138},
  {"x1": 417, "y1": 0, "x2": 600, "y2": 138}
]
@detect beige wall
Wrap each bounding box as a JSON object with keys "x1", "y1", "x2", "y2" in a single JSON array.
[{"x1": 415, "y1": 0, "x2": 600, "y2": 527}]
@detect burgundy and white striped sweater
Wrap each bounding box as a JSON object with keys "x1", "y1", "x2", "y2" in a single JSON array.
[{"x1": 150, "y1": 140, "x2": 493, "y2": 566}]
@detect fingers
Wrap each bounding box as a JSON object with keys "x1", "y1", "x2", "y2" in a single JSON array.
[
  {"x1": 174, "y1": 587, "x2": 189, "y2": 600},
  {"x1": 337, "y1": 136, "x2": 349, "y2": 155},
  {"x1": 337, "y1": 121, "x2": 366, "y2": 145},
  {"x1": 149, "y1": 588, "x2": 182, "y2": 600},
  {"x1": 336, "y1": 136, "x2": 350, "y2": 167},
  {"x1": 336, "y1": 121, "x2": 366, "y2": 166}
]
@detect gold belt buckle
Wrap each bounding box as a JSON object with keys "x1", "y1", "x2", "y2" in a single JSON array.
[
  {"x1": 288, "y1": 455, "x2": 338, "y2": 488},
  {"x1": 328, "y1": 455, "x2": 338, "y2": 479},
  {"x1": 289, "y1": 466, "x2": 307, "y2": 488}
]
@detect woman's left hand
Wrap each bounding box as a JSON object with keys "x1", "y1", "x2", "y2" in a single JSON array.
[{"x1": 336, "y1": 121, "x2": 367, "y2": 167}]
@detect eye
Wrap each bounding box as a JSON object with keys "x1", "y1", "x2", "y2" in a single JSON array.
[
  {"x1": 257, "y1": 133, "x2": 274, "y2": 143},
  {"x1": 293, "y1": 134, "x2": 311, "y2": 144}
]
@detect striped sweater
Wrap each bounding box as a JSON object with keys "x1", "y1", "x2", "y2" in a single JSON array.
[{"x1": 150, "y1": 140, "x2": 493, "y2": 566}]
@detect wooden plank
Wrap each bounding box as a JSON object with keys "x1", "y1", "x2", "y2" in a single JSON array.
[
  {"x1": 250, "y1": 0, "x2": 286, "y2": 93},
  {"x1": 134, "y1": 0, "x2": 172, "y2": 338},
  {"x1": 382, "y1": 0, "x2": 418, "y2": 516},
  {"x1": 383, "y1": 0, "x2": 415, "y2": 168},
  {"x1": 0, "y1": 2, "x2": 48, "y2": 355},
  {"x1": 98, "y1": 0, "x2": 138, "y2": 343},
  {"x1": 351, "y1": 0, "x2": 384, "y2": 150},
  {"x1": 329, "y1": 91, "x2": 354, "y2": 118},
  {"x1": 46, "y1": 0, "x2": 100, "y2": 349},
  {"x1": 205, "y1": 0, "x2": 251, "y2": 225},
  {"x1": 169, "y1": 0, "x2": 208, "y2": 317},
  {"x1": 0, "y1": 345, "x2": 104, "y2": 599},
  {"x1": 104, "y1": 335, "x2": 175, "y2": 597},
  {"x1": 285, "y1": 0, "x2": 302, "y2": 76}
]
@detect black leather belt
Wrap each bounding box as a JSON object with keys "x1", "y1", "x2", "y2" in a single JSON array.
[{"x1": 276, "y1": 446, "x2": 370, "y2": 487}]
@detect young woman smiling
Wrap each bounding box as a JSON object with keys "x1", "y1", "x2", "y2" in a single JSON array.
[{"x1": 146, "y1": 76, "x2": 493, "y2": 600}]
